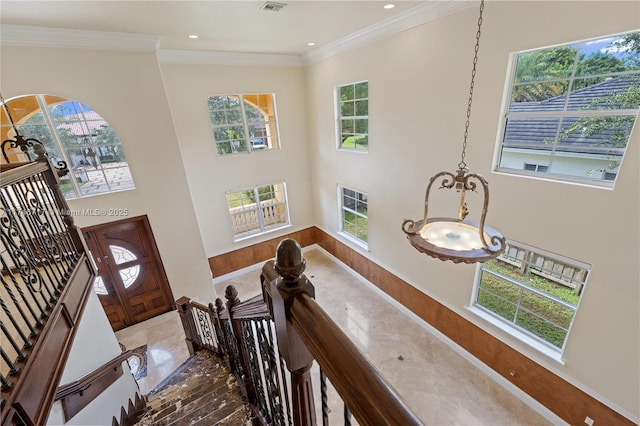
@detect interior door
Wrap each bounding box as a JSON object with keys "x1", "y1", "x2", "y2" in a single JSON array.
[{"x1": 84, "y1": 215, "x2": 175, "y2": 331}]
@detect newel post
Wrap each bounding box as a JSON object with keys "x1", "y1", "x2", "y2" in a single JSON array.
[
  {"x1": 270, "y1": 239, "x2": 316, "y2": 426},
  {"x1": 176, "y1": 296, "x2": 197, "y2": 356}
]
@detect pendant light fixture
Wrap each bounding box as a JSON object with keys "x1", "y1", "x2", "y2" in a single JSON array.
[{"x1": 402, "y1": 0, "x2": 506, "y2": 264}]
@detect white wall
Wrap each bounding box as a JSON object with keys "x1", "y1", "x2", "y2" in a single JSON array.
[
  {"x1": 47, "y1": 292, "x2": 139, "y2": 425},
  {"x1": 2, "y1": 1, "x2": 637, "y2": 420},
  {"x1": 0, "y1": 46, "x2": 215, "y2": 302},
  {"x1": 158, "y1": 63, "x2": 314, "y2": 257},
  {"x1": 305, "y1": 1, "x2": 639, "y2": 420}
]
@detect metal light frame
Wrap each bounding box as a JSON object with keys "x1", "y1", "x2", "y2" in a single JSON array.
[{"x1": 402, "y1": 0, "x2": 505, "y2": 264}]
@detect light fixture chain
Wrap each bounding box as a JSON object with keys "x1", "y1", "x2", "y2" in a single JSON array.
[{"x1": 459, "y1": 0, "x2": 484, "y2": 170}]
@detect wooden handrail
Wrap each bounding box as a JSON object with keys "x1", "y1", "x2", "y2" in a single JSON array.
[
  {"x1": 265, "y1": 238, "x2": 423, "y2": 426},
  {"x1": 54, "y1": 350, "x2": 135, "y2": 422},
  {"x1": 0, "y1": 161, "x2": 49, "y2": 187},
  {"x1": 55, "y1": 350, "x2": 132, "y2": 400},
  {"x1": 1, "y1": 145, "x2": 95, "y2": 426},
  {"x1": 289, "y1": 292, "x2": 422, "y2": 426}
]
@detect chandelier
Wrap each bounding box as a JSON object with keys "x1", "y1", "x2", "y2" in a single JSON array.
[{"x1": 402, "y1": 0, "x2": 505, "y2": 264}]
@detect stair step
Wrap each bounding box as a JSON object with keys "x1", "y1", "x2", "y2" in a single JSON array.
[
  {"x1": 149, "y1": 352, "x2": 226, "y2": 397},
  {"x1": 147, "y1": 374, "x2": 233, "y2": 413},
  {"x1": 135, "y1": 350, "x2": 250, "y2": 426},
  {"x1": 145, "y1": 381, "x2": 243, "y2": 425},
  {"x1": 167, "y1": 393, "x2": 248, "y2": 426}
]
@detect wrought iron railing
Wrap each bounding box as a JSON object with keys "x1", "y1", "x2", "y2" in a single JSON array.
[
  {"x1": 1, "y1": 143, "x2": 95, "y2": 425},
  {"x1": 177, "y1": 238, "x2": 422, "y2": 426}
]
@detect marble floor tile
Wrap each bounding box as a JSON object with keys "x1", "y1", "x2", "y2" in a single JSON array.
[
  {"x1": 115, "y1": 309, "x2": 190, "y2": 395},
  {"x1": 117, "y1": 247, "x2": 552, "y2": 425}
]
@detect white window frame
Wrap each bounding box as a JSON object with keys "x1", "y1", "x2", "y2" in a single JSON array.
[
  {"x1": 3, "y1": 94, "x2": 135, "y2": 200},
  {"x1": 225, "y1": 182, "x2": 290, "y2": 241},
  {"x1": 493, "y1": 31, "x2": 639, "y2": 189},
  {"x1": 338, "y1": 185, "x2": 368, "y2": 248},
  {"x1": 469, "y1": 240, "x2": 590, "y2": 361},
  {"x1": 207, "y1": 93, "x2": 280, "y2": 156},
  {"x1": 335, "y1": 81, "x2": 369, "y2": 152}
]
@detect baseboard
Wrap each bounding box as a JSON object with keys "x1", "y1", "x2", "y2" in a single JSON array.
[{"x1": 207, "y1": 225, "x2": 637, "y2": 426}]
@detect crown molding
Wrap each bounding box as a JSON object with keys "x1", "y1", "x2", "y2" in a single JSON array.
[
  {"x1": 302, "y1": 1, "x2": 477, "y2": 65},
  {"x1": 0, "y1": 2, "x2": 474, "y2": 65},
  {"x1": 157, "y1": 49, "x2": 305, "y2": 67},
  {"x1": 0, "y1": 24, "x2": 160, "y2": 52}
]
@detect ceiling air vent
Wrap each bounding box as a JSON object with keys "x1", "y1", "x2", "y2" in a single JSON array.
[{"x1": 261, "y1": 1, "x2": 287, "y2": 12}]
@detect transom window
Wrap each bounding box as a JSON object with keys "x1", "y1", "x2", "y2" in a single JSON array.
[
  {"x1": 1, "y1": 95, "x2": 135, "y2": 199},
  {"x1": 207, "y1": 94, "x2": 280, "y2": 155},
  {"x1": 336, "y1": 81, "x2": 368, "y2": 151},
  {"x1": 496, "y1": 31, "x2": 639, "y2": 187},
  {"x1": 339, "y1": 186, "x2": 368, "y2": 246},
  {"x1": 226, "y1": 182, "x2": 289, "y2": 241},
  {"x1": 471, "y1": 240, "x2": 590, "y2": 356}
]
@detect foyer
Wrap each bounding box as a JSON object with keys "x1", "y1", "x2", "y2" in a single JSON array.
[{"x1": 116, "y1": 248, "x2": 552, "y2": 425}]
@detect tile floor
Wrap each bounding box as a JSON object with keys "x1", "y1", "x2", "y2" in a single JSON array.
[{"x1": 115, "y1": 247, "x2": 553, "y2": 425}]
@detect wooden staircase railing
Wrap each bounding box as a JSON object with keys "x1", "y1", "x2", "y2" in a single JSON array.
[
  {"x1": 1, "y1": 144, "x2": 96, "y2": 426},
  {"x1": 177, "y1": 238, "x2": 422, "y2": 426},
  {"x1": 54, "y1": 350, "x2": 144, "y2": 423}
]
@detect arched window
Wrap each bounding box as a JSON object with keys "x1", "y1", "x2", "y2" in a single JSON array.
[{"x1": 1, "y1": 94, "x2": 135, "y2": 199}]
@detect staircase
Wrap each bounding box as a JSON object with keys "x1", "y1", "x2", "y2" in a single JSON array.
[{"x1": 134, "y1": 350, "x2": 252, "y2": 426}]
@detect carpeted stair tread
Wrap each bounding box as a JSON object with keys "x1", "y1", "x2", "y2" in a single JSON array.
[{"x1": 134, "y1": 350, "x2": 251, "y2": 426}]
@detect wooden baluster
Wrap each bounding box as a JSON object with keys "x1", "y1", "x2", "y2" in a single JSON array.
[
  {"x1": 175, "y1": 296, "x2": 197, "y2": 356},
  {"x1": 270, "y1": 238, "x2": 316, "y2": 426}
]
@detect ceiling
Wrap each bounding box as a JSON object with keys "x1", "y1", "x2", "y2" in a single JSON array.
[{"x1": 0, "y1": 0, "x2": 439, "y2": 57}]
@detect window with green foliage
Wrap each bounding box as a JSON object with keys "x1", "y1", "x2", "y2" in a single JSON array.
[
  {"x1": 225, "y1": 182, "x2": 289, "y2": 240},
  {"x1": 496, "y1": 31, "x2": 639, "y2": 187},
  {"x1": 336, "y1": 81, "x2": 368, "y2": 151},
  {"x1": 472, "y1": 241, "x2": 590, "y2": 354},
  {"x1": 1, "y1": 94, "x2": 134, "y2": 199},
  {"x1": 339, "y1": 186, "x2": 368, "y2": 245},
  {"x1": 207, "y1": 94, "x2": 279, "y2": 155}
]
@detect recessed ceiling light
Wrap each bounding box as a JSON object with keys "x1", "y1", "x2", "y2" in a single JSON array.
[
  {"x1": 188, "y1": 34, "x2": 198, "y2": 39},
  {"x1": 384, "y1": 3, "x2": 395, "y2": 9},
  {"x1": 307, "y1": 42, "x2": 316, "y2": 46}
]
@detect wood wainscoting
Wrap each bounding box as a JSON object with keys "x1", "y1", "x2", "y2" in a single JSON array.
[
  {"x1": 207, "y1": 226, "x2": 634, "y2": 426},
  {"x1": 208, "y1": 228, "x2": 316, "y2": 277}
]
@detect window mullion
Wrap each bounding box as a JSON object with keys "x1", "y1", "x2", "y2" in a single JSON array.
[
  {"x1": 255, "y1": 187, "x2": 265, "y2": 231},
  {"x1": 36, "y1": 95, "x2": 82, "y2": 198},
  {"x1": 507, "y1": 109, "x2": 639, "y2": 119},
  {"x1": 239, "y1": 95, "x2": 252, "y2": 153}
]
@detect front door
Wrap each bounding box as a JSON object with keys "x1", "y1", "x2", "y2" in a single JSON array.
[{"x1": 84, "y1": 215, "x2": 174, "y2": 331}]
